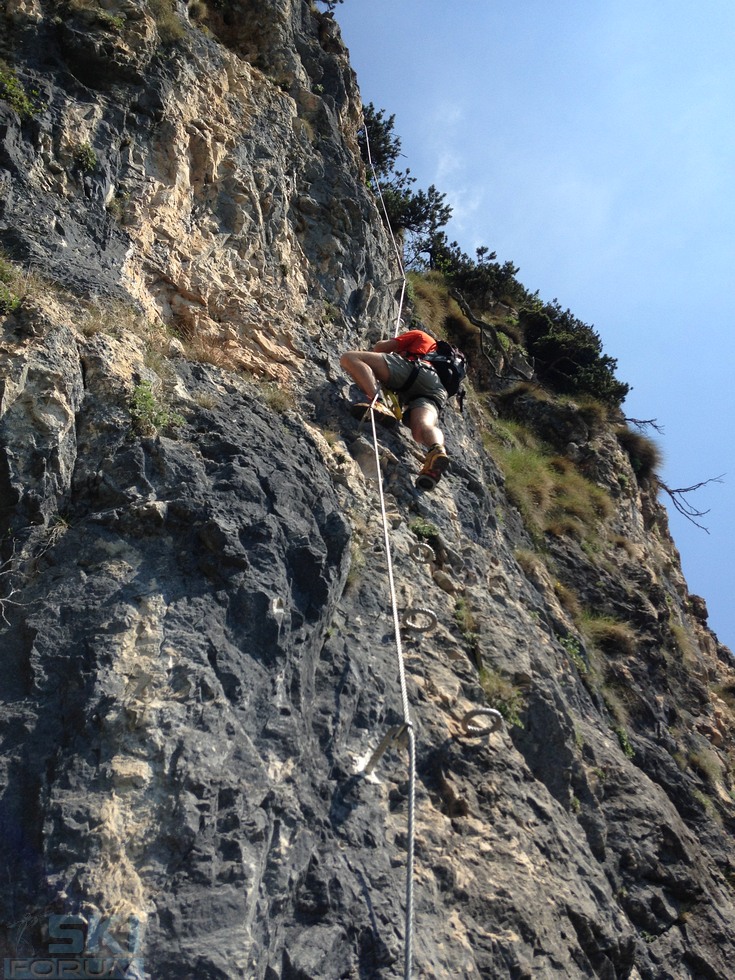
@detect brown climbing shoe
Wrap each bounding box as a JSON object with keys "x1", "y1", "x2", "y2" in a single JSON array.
[
  {"x1": 349, "y1": 401, "x2": 398, "y2": 427},
  {"x1": 416, "y1": 445, "x2": 450, "y2": 491}
]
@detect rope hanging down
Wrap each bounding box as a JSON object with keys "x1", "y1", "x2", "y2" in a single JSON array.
[
  {"x1": 362, "y1": 122, "x2": 407, "y2": 340},
  {"x1": 359, "y1": 120, "x2": 504, "y2": 979},
  {"x1": 360, "y1": 118, "x2": 418, "y2": 980},
  {"x1": 366, "y1": 388, "x2": 416, "y2": 980}
]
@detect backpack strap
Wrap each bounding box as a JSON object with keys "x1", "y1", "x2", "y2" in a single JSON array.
[{"x1": 393, "y1": 362, "x2": 421, "y2": 394}]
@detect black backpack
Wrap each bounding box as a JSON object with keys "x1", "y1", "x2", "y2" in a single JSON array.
[{"x1": 422, "y1": 340, "x2": 467, "y2": 398}]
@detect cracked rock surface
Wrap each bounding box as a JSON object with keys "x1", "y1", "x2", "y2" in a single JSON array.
[{"x1": 1, "y1": 1, "x2": 734, "y2": 978}]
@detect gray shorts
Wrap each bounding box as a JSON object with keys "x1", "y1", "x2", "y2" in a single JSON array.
[{"x1": 383, "y1": 353, "x2": 448, "y2": 419}]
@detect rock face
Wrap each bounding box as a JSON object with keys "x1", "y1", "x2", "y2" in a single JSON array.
[{"x1": 1, "y1": 2, "x2": 735, "y2": 978}]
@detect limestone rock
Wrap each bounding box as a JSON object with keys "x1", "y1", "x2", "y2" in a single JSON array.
[{"x1": 0, "y1": 3, "x2": 734, "y2": 979}]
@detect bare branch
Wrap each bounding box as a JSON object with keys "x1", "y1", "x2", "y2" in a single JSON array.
[
  {"x1": 0, "y1": 539, "x2": 28, "y2": 624},
  {"x1": 0, "y1": 519, "x2": 70, "y2": 622},
  {"x1": 448, "y1": 288, "x2": 534, "y2": 379},
  {"x1": 624, "y1": 417, "x2": 665, "y2": 434},
  {"x1": 658, "y1": 474, "x2": 725, "y2": 533}
]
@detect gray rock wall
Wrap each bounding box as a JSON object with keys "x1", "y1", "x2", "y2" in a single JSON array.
[{"x1": 0, "y1": 2, "x2": 734, "y2": 978}]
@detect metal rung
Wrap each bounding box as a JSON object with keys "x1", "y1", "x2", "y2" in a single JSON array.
[
  {"x1": 460, "y1": 708, "x2": 504, "y2": 737},
  {"x1": 401, "y1": 606, "x2": 437, "y2": 633},
  {"x1": 409, "y1": 542, "x2": 436, "y2": 563}
]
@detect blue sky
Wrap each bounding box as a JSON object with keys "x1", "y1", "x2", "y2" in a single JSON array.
[{"x1": 334, "y1": 0, "x2": 735, "y2": 652}]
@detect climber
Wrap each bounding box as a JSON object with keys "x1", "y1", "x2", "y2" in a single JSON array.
[{"x1": 340, "y1": 328, "x2": 464, "y2": 491}]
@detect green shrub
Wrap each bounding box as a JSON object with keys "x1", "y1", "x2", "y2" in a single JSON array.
[
  {"x1": 0, "y1": 255, "x2": 21, "y2": 313},
  {"x1": 0, "y1": 60, "x2": 37, "y2": 120},
  {"x1": 519, "y1": 303, "x2": 630, "y2": 406},
  {"x1": 614, "y1": 726, "x2": 635, "y2": 759},
  {"x1": 359, "y1": 103, "x2": 452, "y2": 252},
  {"x1": 435, "y1": 240, "x2": 528, "y2": 306},
  {"x1": 74, "y1": 142, "x2": 97, "y2": 173},
  {"x1": 408, "y1": 517, "x2": 440, "y2": 542},
  {"x1": 559, "y1": 633, "x2": 587, "y2": 675},
  {"x1": 130, "y1": 381, "x2": 184, "y2": 435},
  {"x1": 0, "y1": 283, "x2": 20, "y2": 315}
]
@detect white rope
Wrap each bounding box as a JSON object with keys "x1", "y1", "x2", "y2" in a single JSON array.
[
  {"x1": 359, "y1": 119, "x2": 505, "y2": 980},
  {"x1": 363, "y1": 118, "x2": 416, "y2": 979},
  {"x1": 362, "y1": 121, "x2": 406, "y2": 340},
  {"x1": 367, "y1": 391, "x2": 416, "y2": 979}
]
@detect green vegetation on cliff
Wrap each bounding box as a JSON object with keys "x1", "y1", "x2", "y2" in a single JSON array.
[{"x1": 361, "y1": 102, "x2": 630, "y2": 407}]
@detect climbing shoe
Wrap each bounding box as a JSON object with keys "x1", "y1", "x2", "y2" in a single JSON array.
[
  {"x1": 416, "y1": 445, "x2": 450, "y2": 491},
  {"x1": 349, "y1": 401, "x2": 398, "y2": 427}
]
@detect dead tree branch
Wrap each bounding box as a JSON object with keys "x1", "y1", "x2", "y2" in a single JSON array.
[
  {"x1": 658, "y1": 475, "x2": 725, "y2": 533},
  {"x1": 625, "y1": 417, "x2": 665, "y2": 434},
  {"x1": 0, "y1": 519, "x2": 70, "y2": 624}
]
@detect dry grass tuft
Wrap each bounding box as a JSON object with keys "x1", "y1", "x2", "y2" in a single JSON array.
[
  {"x1": 554, "y1": 580, "x2": 582, "y2": 619},
  {"x1": 615, "y1": 426, "x2": 662, "y2": 483},
  {"x1": 485, "y1": 418, "x2": 612, "y2": 546},
  {"x1": 407, "y1": 271, "x2": 451, "y2": 335},
  {"x1": 262, "y1": 383, "x2": 295, "y2": 414},
  {"x1": 581, "y1": 612, "x2": 638, "y2": 658},
  {"x1": 479, "y1": 668, "x2": 525, "y2": 728},
  {"x1": 177, "y1": 325, "x2": 233, "y2": 370}
]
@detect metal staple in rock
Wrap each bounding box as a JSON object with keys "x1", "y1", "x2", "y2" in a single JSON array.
[
  {"x1": 401, "y1": 606, "x2": 438, "y2": 633},
  {"x1": 460, "y1": 707, "x2": 504, "y2": 737},
  {"x1": 409, "y1": 541, "x2": 436, "y2": 563}
]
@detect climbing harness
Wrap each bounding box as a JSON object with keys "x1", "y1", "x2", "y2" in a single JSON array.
[{"x1": 382, "y1": 386, "x2": 404, "y2": 421}]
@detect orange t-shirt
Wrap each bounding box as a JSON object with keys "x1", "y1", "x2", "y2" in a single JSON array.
[{"x1": 394, "y1": 330, "x2": 437, "y2": 356}]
